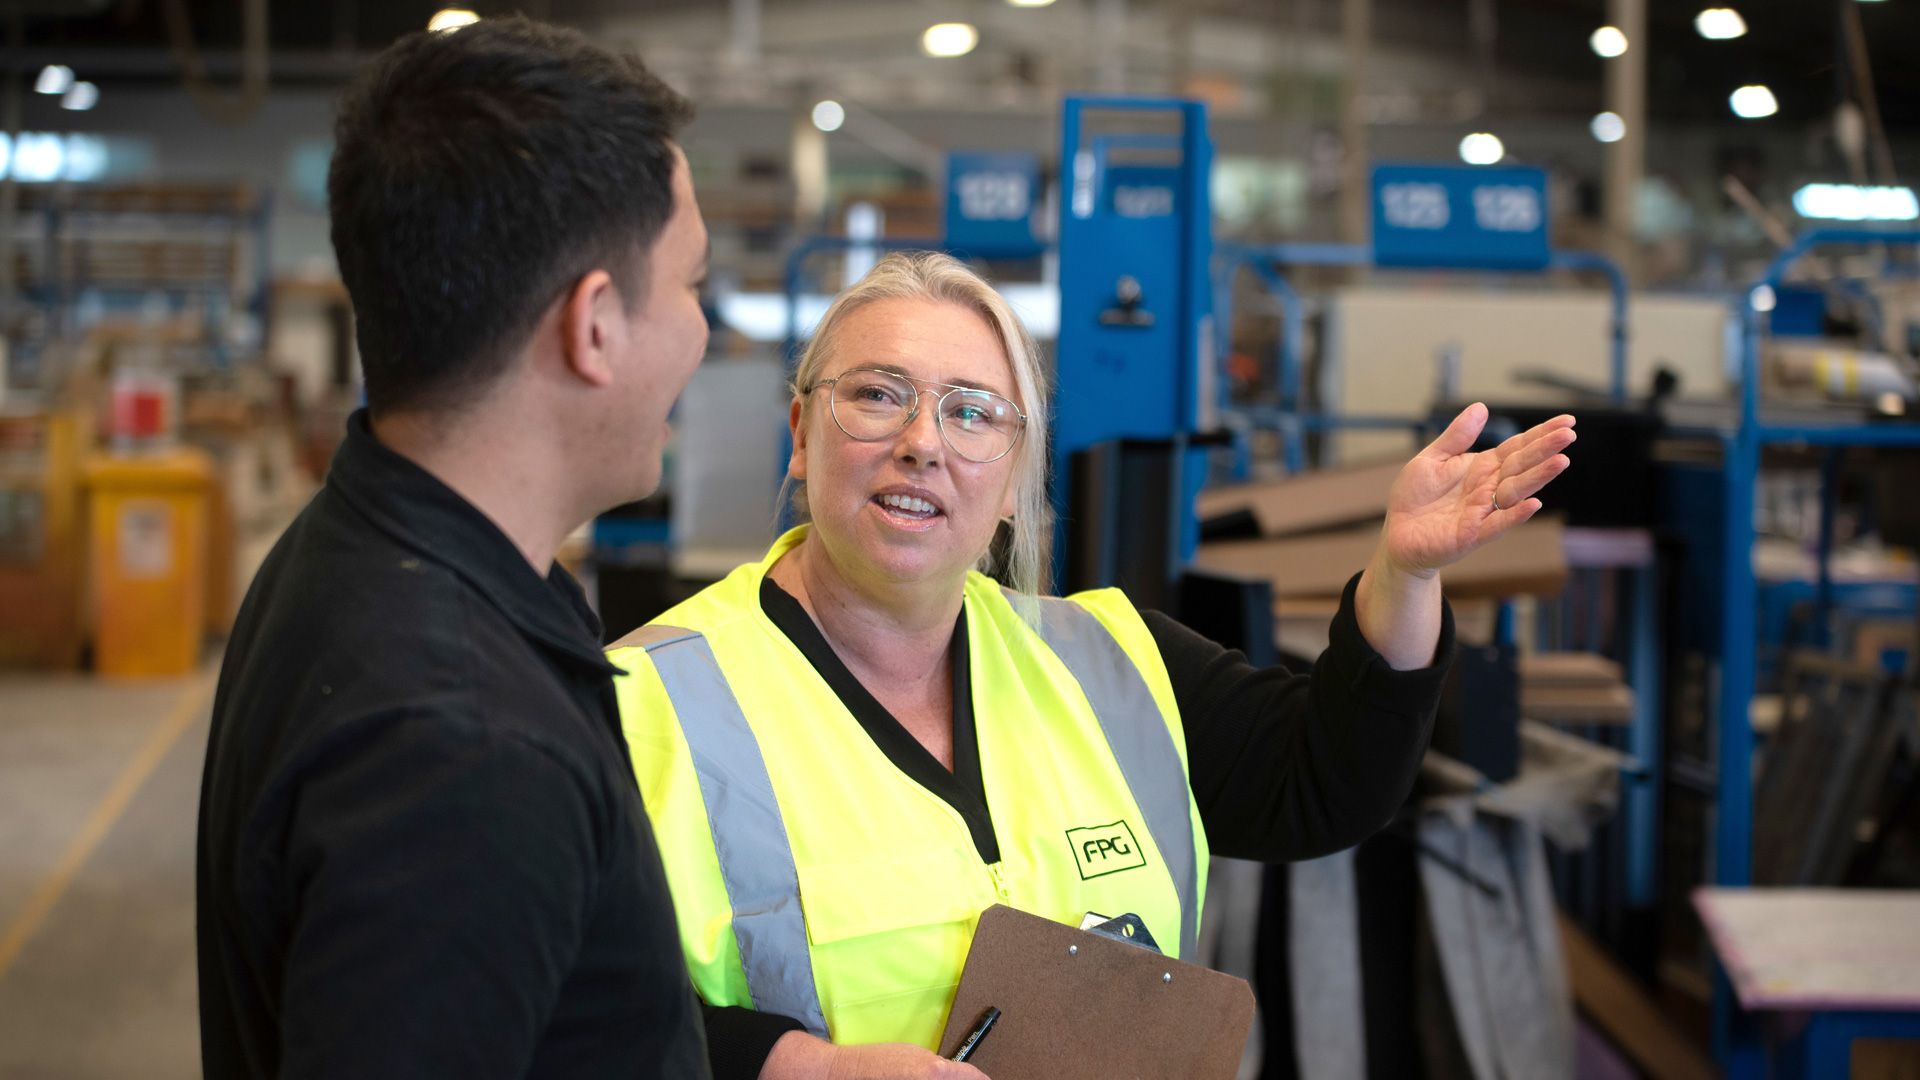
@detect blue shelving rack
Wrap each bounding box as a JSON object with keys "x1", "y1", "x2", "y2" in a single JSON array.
[{"x1": 1708, "y1": 227, "x2": 1920, "y2": 1078}]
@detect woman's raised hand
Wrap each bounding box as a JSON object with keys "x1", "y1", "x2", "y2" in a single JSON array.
[{"x1": 1380, "y1": 403, "x2": 1576, "y2": 578}]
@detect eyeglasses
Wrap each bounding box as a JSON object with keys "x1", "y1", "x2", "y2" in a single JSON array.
[{"x1": 807, "y1": 368, "x2": 1027, "y2": 464}]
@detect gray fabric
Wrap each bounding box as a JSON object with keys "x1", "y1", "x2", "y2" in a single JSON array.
[
  {"x1": 1418, "y1": 802, "x2": 1572, "y2": 1080},
  {"x1": 1035, "y1": 595, "x2": 1201, "y2": 961},
  {"x1": 1201, "y1": 857, "x2": 1268, "y2": 1080},
  {"x1": 643, "y1": 626, "x2": 830, "y2": 1037},
  {"x1": 1291, "y1": 848, "x2": 1368, "y2": 1080}
]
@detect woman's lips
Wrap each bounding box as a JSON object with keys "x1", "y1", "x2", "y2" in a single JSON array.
[{"x1": 870, "y1": 494, "x2": 944, "y2": 530}]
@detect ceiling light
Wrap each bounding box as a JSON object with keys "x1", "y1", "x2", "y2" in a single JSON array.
[
  {"x1": 1791, "y1": 183, "x2": 1920, "y2": 221},
  {"x1": 1730, "y1": 85, "x2": 1778, "y2": 119},
  {"x1": 34, "y1": 65, "x2": 72, "y2": 95},
  {"x1": 1695, "y1": 8, "x2": 1747, "y2": 39},
  {"x1": 922, "y1": 22, "x2": 979, "y2": 57},
  {"x1": 1007, "y1": 0, "x2": 1057, "y2": 5},
  {"x1": 1590, "y1": 111, "x2": 1626, "y2": 143},
  {"x1": 1589, "y1": 26, "x2": 1628, "y2": 57},
  {"x1": 810, "y1": 100, "x2": 845, "y2": 132},
  {"x1": 61, "y1": 81, "x2": 97, "y2": 111},
  {"x1": 1459, "y1": 132, "x2": 1504, "y2": 165},
  {"x1": 427, "y1": 9, "x2": 479, "y2": 32},
  {"x1": 1750, "y1": 284, "x2": 1775, "y2": 312}
]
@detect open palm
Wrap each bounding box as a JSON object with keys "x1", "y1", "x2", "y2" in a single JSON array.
[{"x1": 1383, "y1": 403, "x2": 1576, "y2": 576}]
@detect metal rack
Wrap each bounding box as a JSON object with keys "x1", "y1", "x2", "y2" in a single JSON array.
[
  {"x1": 1705, "y1": 227, "x2": 1920, "y2": 1075},
  {"x1": 1210, "y1": 240, "x2": 1629, "y2": 475},
  {"x1": 11, "y1": 184, "x2": 272, "y2": 369}
]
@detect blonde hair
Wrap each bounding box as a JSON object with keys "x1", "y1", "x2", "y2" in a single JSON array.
[{"x1": 787, "y1": 250, "x2": 1054, "y2": 600}]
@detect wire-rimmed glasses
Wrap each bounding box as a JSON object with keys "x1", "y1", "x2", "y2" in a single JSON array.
[{"x1": 807, "y1": 368, "x2": 1027, "y2": 464}]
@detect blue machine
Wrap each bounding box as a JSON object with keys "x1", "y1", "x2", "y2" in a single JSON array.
[
  {"x1": 944, "y1": 151, "x2": 1045, "y2": 260},
  {"x1": 1052, "y1": 96, "x2": 1215, "y2": 579}
]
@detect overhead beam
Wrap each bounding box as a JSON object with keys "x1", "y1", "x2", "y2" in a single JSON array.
[{"x1": 1601, "y1": 0, "x2": 1645, "y2": 283}]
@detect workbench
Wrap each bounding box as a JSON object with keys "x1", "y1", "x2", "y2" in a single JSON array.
[{"x1": 1694, "y1": 888, "x2": 1920, "y2": 1080}]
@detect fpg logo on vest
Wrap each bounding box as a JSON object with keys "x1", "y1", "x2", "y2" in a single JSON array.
[{"x1": 1064, "y1": 820, "x2": 1148, "y2": 880}]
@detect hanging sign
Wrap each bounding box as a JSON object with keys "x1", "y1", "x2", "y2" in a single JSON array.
[{"x1": 1371, "y1": 163, "x2": 1551, "y2": 271}]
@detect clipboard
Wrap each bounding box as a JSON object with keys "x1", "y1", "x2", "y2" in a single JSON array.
[{"x1": 935, "y1": 904, "x2": 1255, "y2": 1079}]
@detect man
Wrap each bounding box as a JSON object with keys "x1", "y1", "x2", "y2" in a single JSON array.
[{"x1": 197, "y1": 18, "x2": 710, "y2": 1078}]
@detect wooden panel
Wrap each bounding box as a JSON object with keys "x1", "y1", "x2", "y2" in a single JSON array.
[{"x1": 1559, "y1": 912, "x2": 1717, "y2": 1080}]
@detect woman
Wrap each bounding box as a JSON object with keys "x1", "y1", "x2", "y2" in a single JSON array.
[{"x1": 612, "y1": 252, "x2": 1575, "y2": 1080}]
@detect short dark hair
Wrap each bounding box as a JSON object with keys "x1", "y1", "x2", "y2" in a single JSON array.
[{"x1": 329, "y1": 17, "x2": 694, "y2": 414}]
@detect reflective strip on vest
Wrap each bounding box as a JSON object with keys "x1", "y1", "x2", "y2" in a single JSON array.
[
  {"x1": 1031, "y1": 596, "x2": 1200, "y2": 961},
  {"x1": 639, "y1": 625, "x2": 830, "y2": 1037}
]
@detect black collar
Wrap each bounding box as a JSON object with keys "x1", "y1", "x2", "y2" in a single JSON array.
[
  {"x1": 325, "y1": 409, "x2": 619, "y2": 676},
  {"x1": 758, "y1": 576, "x2": 999, "y2": 863}
]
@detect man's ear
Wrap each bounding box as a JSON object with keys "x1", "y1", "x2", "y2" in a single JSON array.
[
  {"x1": 559, "y1": 269, "x2": 621, "y2": 388},
  {"x1": 787, "y1": 396, "x2": 809, "y2": 480}
]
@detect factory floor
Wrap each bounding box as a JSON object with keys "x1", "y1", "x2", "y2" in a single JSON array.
[{"x1": 0, "y1": 664, "x2": 215, "y2": 1078}]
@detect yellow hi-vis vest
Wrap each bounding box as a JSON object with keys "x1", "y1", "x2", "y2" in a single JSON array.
[{"x1": 610, "y1": 526, "x2": 1208, "y2": 1050}]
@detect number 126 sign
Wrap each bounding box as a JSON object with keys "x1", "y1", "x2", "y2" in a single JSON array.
[{"x1": 1371, "y1": 163, "x2": 1551, "y2": 271}]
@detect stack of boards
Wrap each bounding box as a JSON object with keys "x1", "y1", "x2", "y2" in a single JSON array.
[
  {"x1": 1519, "y1": 651, "x2": 1636, "y2": 725},
  {"x1": 1193, "y1": 457, "x2": 1570, "y2": 606}
]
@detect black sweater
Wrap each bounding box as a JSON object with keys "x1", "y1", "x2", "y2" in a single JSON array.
[
  {"x1": 701, "y1": 573, "x2": 1454, "y2": 1078},
  {"x1": 197, "y1": 413, "x2": 709, "y2": 1080}
]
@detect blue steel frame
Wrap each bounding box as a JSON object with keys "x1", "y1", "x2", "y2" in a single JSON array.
[
  {"x1": 1211, "y1": 241, "x2": 1629, "y2": 474},
  {"x1": 1711, "y1": 227, "x2": 1920, "y2": 1080},
  {"x1": 780, "y1": 234, "x2": 952, "y2": 363}
]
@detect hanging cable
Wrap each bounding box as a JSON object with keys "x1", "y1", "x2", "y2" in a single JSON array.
[
  {"x1": 1839, "y1": 2, "x2": 1896, "y2": 185},
  {"x1": 160, "y1": 0, "x2": 269, "y2": 127}
]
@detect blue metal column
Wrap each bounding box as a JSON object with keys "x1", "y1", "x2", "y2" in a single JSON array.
[
  {"x1": 1052, "y1": 96, "x2": 1214, "y2": 581},
  {"x1": 1623, "y1": 564, "x2": 1662, "y2": 907},
  {"x1": 1715, "y1": 293, "x2": 1764, "y2": 889}
]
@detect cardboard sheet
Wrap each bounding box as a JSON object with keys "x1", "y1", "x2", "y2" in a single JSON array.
[
  {"x1": 1194, "y1": 517, "x2": 1568, "y2": 601},
  {"x1": 1194, "y1": 457, "x2": 1408, "y2": 539},
  {"x1": 935, "y1": 905, "x2": 1255, "y2": 1080}
]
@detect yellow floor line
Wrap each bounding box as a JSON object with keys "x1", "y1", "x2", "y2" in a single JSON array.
[{"x1": 0, "y1": 669, "x2": 218, "y2": 984}]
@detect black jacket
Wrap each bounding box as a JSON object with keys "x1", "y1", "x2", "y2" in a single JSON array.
[{"x1": 196, "y1": 411, "x2": 709, "y2": 1080}]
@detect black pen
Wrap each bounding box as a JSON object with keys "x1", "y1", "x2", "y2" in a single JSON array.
[{"x1": 951, "y1": 1005, "x2": 1001, "y2": 1063}]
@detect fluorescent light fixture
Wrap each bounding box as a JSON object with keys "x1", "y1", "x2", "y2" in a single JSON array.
[
  {"x1": 1590, "y1": 26, "x2": 1628, "y2": 57},
  {"x1": 427, "y1": 9, "x2": 479, "y2": 32},
  {"x1": 1730, "y1": 85, "x2": 1778, "y2": 118},
  {"x1": 1791, "y1": 183, "x2": 1920, "y2": 221},
  {"x1": 61, "y1": 82, "x2": 97, "y2": 111},
  {"x1": 1750, "y1": 284, "x2": 1776, "y2": 313},
  {"x1": 810, "y1": 100, "x2": 845, "y2": 132},
  {"x1": 922, "y1": 22, "x2": 979, "y2": 57},
  {"x1": 1459, "y1": 132, "x2": 1504, "y2": 165},
  {"x1": 63, "y1": 134, "x2": 108, "y2": 180},
  {"x1": 1007, "y1": 0, "x2": 1057, "y2": 5},
  {"x1": 1590, "y1": 111, "x2": 1626, "y2": 143},
  {"x1": 11, "y1": 133, "x2": 64, "y2": 182},
  {"x1": 34, "y1": 65, "x2": 73, "y2": 95},
  {"x1": 1695, "y1": 8, "x2": 1747, "y2": 39}
]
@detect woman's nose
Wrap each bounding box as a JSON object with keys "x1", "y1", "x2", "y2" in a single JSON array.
[{"x1": 896, "y1": 393, "x2": 944, "y2": 461}]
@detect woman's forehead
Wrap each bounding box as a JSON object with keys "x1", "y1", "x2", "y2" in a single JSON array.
[{"x1": 827, "y1": 297, "x2": 1016, "y2": 391}]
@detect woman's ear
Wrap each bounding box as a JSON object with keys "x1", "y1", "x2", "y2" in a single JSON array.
[{"x1": 787, "y1": 396, "x2": 809, "y2": 480}]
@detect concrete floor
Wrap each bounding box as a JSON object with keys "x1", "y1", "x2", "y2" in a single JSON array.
[{"x1": 0, "y1": 668, "x2": 214, "y2": 1079}]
